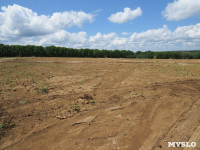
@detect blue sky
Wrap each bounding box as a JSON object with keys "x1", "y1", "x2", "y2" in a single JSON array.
[{"x1": 0, "y1": 0, "x2": 200, "y2": 51}]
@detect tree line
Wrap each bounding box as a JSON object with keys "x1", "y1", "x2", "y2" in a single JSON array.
[
  {"x1": 0, "y1": 44, "x2": 200, "y2": 59},
  {"x1": 134, "y1": 50, "x2": 200, "y2": 59}
]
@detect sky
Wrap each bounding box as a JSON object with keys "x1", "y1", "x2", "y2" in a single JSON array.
[{"x1": 0, "y1": 0, "x2": 200, "y2": 51}]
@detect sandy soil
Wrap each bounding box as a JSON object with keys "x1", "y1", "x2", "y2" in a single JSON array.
[{"x1": 0, "y1": 57, "x2": 200, "y2": 150}]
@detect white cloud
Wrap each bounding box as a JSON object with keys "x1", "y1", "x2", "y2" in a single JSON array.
[
  {"x1": 0, "y1": 4, "x2": 94, "y2": 41},
  {"x1": 89, "y1": 32, "x2": 118, "y2": 49},
  {"x1": 36, "y1": 30, "x2": 87, "y2": 47},
  {"x1": 129, "y1": 24, "x2": 200, "y2": 50},
  {"x1": 130, "y1": 25, "x2": 171, "y2": 42},
  {"x1": 162, "y1": 0, "x2": 200, "y2": 21},
  {"x1": 95, "y1": 24, "x2": 200, "y2": 50},
  {"x1": 1, "y1": 4, "x2": 200, "y2": 51},
  {"x1": 108, "y1": 7, "x2": 142, "y2": 24},
  {"x1": 88, "y1": 32, "x2": 129, "y2": 49},
  {"x1": 2, "y1": 23, "x2": 200, "y2": 51},
  {"x1": 87, "y1": 23, "x2": 200, "y2": 50},
  {"x1": 121, "y1": 32, "x2": 130, "y2": 36}
]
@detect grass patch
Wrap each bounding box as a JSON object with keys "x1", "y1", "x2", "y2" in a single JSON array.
[
  {"x1": 72, "y1": 105, "x2": 80, "y2": 111},
  {"x1": 132, "y1": 92, "x2": 138, "y2": 95},
  {"x1": 52, "y1": 114, "x2": 57, "y2": 118},
  {"x1": 6, "y1": 78, "x2": 13, "y2": 84},
  {"x1": 41, "y1": 83, "x2": 48, "y2": 93},
  {"x1": 35, "y1": 88, "x2": 40, "y2": 93},
  {"x1": 90, "y1": 99, "x2": 95, "y2": 104},
  {"x1": 0, "y1": 123, "x2": 15, "y2": 129},
  {"x1": 19, "y1": 100, "x2": 30, "y2": 105},
  {"x1": 9, "y1": 123, "x2": 15, "y2": 128},
  {"x1": 0, "y1": 124, "x2": 5, "y2": 128}
]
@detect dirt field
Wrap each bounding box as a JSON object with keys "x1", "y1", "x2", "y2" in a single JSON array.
[{"x1": 0, "y1": 57, "x2": 200, "y2": 150}]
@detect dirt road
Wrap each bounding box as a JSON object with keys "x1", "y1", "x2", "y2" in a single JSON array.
[{"x1": 0, "y1": 58, "x2": 200, "y2": 150}]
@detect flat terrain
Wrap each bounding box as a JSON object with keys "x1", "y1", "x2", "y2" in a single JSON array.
[{"x1": 0, "y1": 57, "x2": 200, "y2": 150}]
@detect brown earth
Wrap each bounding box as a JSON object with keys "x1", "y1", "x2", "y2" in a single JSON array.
[{"x1": 0, "y1": 57, "x2": 200, "y2": 150}]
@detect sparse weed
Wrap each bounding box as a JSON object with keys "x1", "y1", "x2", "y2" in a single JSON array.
[
  {"x1": 132, "y1": 92, "x2": 138, "y2": 95},
  {"x1": 35, "y1": 88, "x2": 40, "y2": 93},
  {"x1": 140, "y1": 91, "x2": 144, "y2": 97},
  {"x1": 41, "y1": 83, "x2": 48, "y2": 93},
  {"x1": 90, "y1": 99, "x2": 95, "y2": 104},
  {"x1": 191, "y1": 73, "x2": 195, "y2": 76},
  {"x1": 9, "y1": 123, "x2": 15, "y2": 128},
  {"x1": 6, "y1": 78, "x2": 12, "y2": 84},
  {"x1": 0, "y1": 124, "x2": 4, "y2": 128},
  {"x1": 19, "y1": 100, "x2": 30, "y2": 104},
  {"x1": 20, "y1": 71, "x2": 26, "y2": 76},
  {"x1": 72, "y1": 105, "x2": 80, "y2": 111}
]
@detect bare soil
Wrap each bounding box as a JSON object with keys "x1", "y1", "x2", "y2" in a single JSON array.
[{"x1": 0, "y1": 57, "x2": 200, "y2": 150}]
